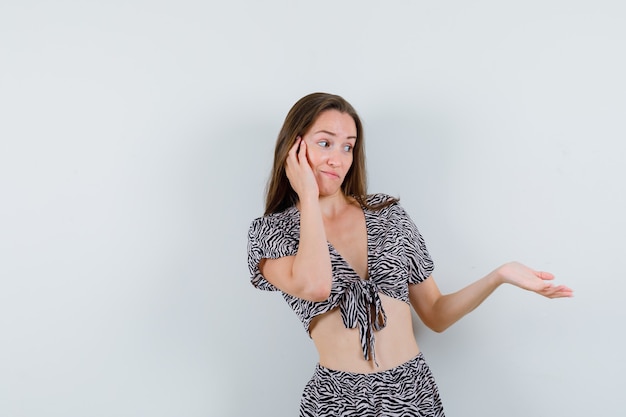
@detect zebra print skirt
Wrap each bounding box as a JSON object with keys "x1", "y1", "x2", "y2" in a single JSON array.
[{"x1": 300, "y1": 353, "x2": 445, "y2": 416}]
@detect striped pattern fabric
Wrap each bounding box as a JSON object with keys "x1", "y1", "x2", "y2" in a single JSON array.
[
  {"x1": 300, "y1": 353, "x2": 445, "y2": 416},
  {"x1": 247, "y1": 193, "x2": 434, "y2": 362}
]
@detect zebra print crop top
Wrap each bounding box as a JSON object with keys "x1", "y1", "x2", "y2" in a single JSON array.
[{"x1": 247, "y1": 193, "x2": 434, "y2": 364}]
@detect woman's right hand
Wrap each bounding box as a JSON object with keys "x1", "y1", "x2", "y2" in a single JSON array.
[{"x1": 285, "y1": 137, "x2": 319, "y2": 200}]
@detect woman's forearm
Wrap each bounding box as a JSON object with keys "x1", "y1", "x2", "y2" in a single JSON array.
[
  {"x1": 429, "y1": 270, "x2": 503, "y2": 332},
  {"x1": 291, "y1": 196, "x2": 333, "y2": 301}
]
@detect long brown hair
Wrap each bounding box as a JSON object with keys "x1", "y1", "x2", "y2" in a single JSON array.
[{"x1": 264, "y1": 92, "x2": 395, "y2": 215}]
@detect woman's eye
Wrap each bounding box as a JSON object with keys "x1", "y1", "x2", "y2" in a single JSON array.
[
  {"x1": 318, "y1": 140, "x2": 329, "y2": 148},
  {"x1": 343, "y1": 145, "x2": 353, "y2": 152}
]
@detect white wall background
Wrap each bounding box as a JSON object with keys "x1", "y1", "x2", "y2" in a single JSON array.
[{"x1": 1, "y1": 1, "x2": 624, "y2": 416}]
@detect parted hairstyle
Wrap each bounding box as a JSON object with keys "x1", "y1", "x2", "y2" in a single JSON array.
[{"x1": 264, "y1": 92, "x2": 396, "y2": 215}]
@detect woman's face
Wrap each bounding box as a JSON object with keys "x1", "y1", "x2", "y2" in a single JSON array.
[{"x1": 301, "y1": 110, "x2": 357, "y2": 197}]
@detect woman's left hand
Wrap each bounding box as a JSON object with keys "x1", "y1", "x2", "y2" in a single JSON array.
[{"x1": 496, "y1": 262, "x2": 574, "y2": 299}]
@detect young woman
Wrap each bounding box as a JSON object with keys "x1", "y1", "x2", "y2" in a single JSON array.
[{"x1": 247, "y1": 92, "x2": 573, "y2": 416}]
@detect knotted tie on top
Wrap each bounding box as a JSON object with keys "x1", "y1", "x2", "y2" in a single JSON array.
[{"x1": 339, "y1": 278, "x2": 388, "y2": 366}]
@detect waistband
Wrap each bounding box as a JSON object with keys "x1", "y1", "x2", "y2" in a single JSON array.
[{"x1": 313, "y1": 352, "x2": 426, "y2": 380}]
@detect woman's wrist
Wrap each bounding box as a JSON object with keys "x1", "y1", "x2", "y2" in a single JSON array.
[
  {"x1": 298, "y1": 194, "x2": 321, "y2": 210},
  {"x1": 488, "y1": 266, "x2": 506, "y2": 287}
]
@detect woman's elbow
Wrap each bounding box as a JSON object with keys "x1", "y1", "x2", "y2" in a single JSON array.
[
  {"x1": 297, "y1": 278, "x2": 332, "y2": 302},
  {"x1": 422, "y1": 318, "x2": 451, "y2": 334},
  {"x1": 428, "y1": 324, "x2": 448, "y2": 333},
  {"x1": 308, "y1": 282, "x2": 332, "y2": 302}
]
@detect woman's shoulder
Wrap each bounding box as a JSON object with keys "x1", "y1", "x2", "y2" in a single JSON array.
[
  {"x1": 364, "y1": 193, "x2": 400, "y2": 209},
  {"x1": 249, "y1": 205, "x2": 299, "y2": 232},
  {"x1": 363, "y1": 193, "x2": 416, "y2": 226}
]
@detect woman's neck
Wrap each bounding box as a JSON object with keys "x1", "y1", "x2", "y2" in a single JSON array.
[{"x1": 317, "y1": 193, "x2": 356, "y2": 220}]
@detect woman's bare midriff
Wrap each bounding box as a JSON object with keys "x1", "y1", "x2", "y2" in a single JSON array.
[{"x1": 309, "y1": 292, "x2": 420, "y2": 373}]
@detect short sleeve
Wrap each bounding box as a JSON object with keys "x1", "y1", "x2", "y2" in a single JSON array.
[
  {"x1": 247, "y1": 215, "x2": 299, "y2": 291},
  {"x1": 396, "y1": 205, "x2": 434, "y2": 284}
]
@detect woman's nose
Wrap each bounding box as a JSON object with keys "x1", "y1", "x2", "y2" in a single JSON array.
[
  {"x1": 327, "y1": 155, "x2": 340, "y2": 167},
  {"x1": 327, "y1": 148, "x2": 342, "y2": 167}
]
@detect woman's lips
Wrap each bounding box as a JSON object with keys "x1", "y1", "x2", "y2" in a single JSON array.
[{"x1": 321, "y1": 170, "x2": 340, "y2": 179}]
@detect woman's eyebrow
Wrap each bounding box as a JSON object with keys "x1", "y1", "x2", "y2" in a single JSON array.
[{"x1": 314, "y1": 129, "x2": 357, "y2": 140}]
